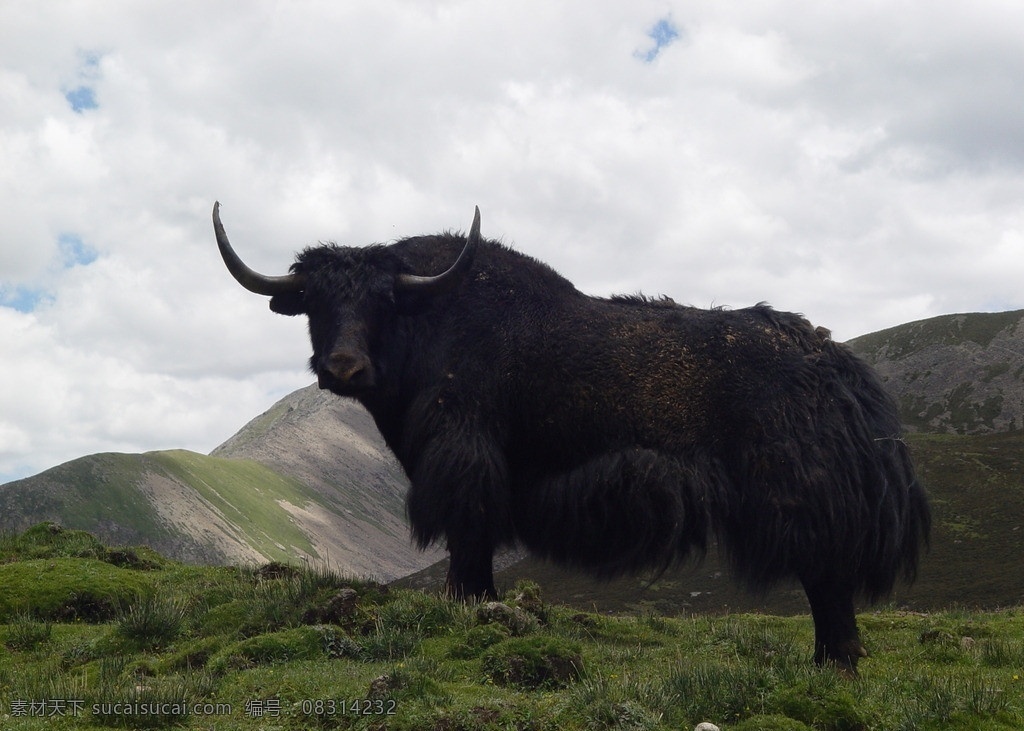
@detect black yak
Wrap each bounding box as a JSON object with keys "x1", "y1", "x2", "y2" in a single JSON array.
[{"x1": 213, "y1": 202, "x2": 929, "y2": 673}]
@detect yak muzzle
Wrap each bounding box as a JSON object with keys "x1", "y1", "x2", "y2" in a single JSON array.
[{"x1": 317, "y1": 351, "x2": 376, "y2": 392}]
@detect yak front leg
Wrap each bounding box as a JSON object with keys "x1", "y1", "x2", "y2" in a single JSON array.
[
  {"x1": 801, "y1": 575, "x2": 867, "y2": 675},
  {"x1": 445, "y1": 536, "x2": 497, "y2": 600},
  {"x1": 405, "y1": 416, "x2": 510, "y2": 603}
]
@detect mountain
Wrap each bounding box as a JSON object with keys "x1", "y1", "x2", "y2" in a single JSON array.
[
  {"x1": 847, "y1": 309, "x2": 1024, "y2": 434},
  {"x1": 0, "y1": 385, "x2": 442, "y2": 581},
  {"x1": 209, "y1": 384, "x2": 445, "y2": 577}
]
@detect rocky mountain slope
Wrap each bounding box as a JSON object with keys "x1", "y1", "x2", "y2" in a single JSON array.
[
  {"x1": 210, "y1": 384, "x2": 444, "y2": 577},
  {"x1": 847, "y1": 309, "x2": 1024, "y2": 433}
]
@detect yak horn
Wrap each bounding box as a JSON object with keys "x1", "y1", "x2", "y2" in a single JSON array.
[
  {"x1": 213, "y1": 202, "x2": 304, "y2": 296},
  {"x1": 396, "y1": 206, "x2": 481, "y2": 295}
]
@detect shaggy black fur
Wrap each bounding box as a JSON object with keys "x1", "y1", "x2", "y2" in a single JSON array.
[{"x1": 226, "y1": 214, "x2": 929, "y2": 674}]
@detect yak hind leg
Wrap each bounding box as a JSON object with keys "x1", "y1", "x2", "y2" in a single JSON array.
[
  {"x1": 445, "y1": 537, "x2": 496, "y2": 601},
  {"x1": 800, "y1": 576, "x2": 867, "y2": 675}
]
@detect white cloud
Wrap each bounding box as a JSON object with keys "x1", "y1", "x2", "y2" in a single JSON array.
[{"x1": 2, "y1": 0, "x2": 1023, "y2": 481}]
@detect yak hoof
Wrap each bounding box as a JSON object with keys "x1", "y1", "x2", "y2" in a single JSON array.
[{"x1": 818, "y1": 639, "x2": 869, "y2": 677}]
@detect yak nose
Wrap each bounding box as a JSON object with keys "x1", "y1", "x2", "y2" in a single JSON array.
[{"x1": 319, "y1": 351, "x2": 375, "y2": 390}]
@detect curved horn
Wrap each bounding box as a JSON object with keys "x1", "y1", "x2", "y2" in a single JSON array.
[
  {"x1": 213, "y1": 202, "x2": 304, "y2": 296},
  {"x1": 396, "y1": 206, "x2": 481, "y2": 295}
]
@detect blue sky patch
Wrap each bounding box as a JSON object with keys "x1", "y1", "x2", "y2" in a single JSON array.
[
  {"x1": 64, "y1": 50, "x2": 103, "y2": 113},
  {"x1": 0, "y1": 234, "x2": 97, "y2": 313},
  {"x1": 59, "y1": 233, "x2": 98, "y2": 268},
  {"x1": 65, "y1": 85, "x2": 97, "y2": 113},
  {"x1": 0, "y1": 286, "x2": 51, "y2": 314},
  {"x1": 637, "y1": 18, "x2": 681, "y2": 63}
]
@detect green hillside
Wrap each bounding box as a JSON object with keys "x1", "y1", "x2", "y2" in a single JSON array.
[
  {"x1": 848, "y1": 309, "x2": 1024, "y2": 360},
  {"x1": 0, "y1": 450, "x2": 326, "y2": 566}
]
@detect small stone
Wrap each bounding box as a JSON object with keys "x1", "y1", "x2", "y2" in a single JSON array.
[
  {"x1": 368, "y1": 674, "x2": 394, "y2": 700},
  {"x1": 695, "y1": 723, "x2": 721, "y2": 731}
]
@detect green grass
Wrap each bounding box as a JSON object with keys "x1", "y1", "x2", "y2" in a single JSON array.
[
  {"x1": 2, "y1": 525, "x2": 1024, "y2": 730},
  {"x1": 0, "y1": 558, "x2": 153, "y2": 622}
]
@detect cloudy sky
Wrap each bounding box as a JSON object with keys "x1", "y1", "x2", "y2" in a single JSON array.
[{"x1": 2, "y1": 1, "x2": 1023, "y2": 482}]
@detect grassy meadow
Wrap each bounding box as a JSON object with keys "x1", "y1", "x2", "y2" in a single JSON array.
[{"x1": 1, "y1": 523, "x2": 1023, "y2": 730}]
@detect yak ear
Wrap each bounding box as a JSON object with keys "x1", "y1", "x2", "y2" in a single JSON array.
[{"x1": 269, "y1": 291, "x2": 306, "y2": 316}]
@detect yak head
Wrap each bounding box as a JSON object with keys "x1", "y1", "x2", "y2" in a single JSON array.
[{"x1": 213, "y1": 202, "x2": 480, "y2": 396}]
